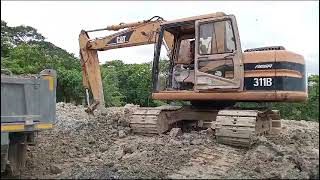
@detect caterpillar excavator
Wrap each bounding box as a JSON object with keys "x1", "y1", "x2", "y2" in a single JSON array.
[{"x1": 79, "y1": 12, "x2": 307, "y2": 147}]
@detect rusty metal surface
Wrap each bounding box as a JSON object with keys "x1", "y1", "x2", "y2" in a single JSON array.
[
  {"x1": 129, "y1": 105, "x2": 282, "y2": 148},
  {"x1": 129, "y1": 105, "x2": 218, "y2": 135},
  {"x1": 244, "y1": 46, "x2": 285, "y2": 52},
  {"x1": 152, "y1": 91, "x2": 307, "y2": 101},
  {"x1": 162, "y1": 12, "x2": 226, "y2": 25},
  {"x1": 215, "y1": 109, "x2": 274, "y2": 147}
]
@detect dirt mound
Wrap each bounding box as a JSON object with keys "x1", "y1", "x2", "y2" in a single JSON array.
[
  {"x1": 20, "y1": 103, "x2": 319, "y2": 179},
  {"x1": 21, "y1": 102, "x2": 131, "y2": 178},
  {"x1": 227, "y1": 120, "x2": 319, "y2": 179}
]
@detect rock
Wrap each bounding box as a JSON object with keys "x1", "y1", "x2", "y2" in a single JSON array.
[
  {"x1": 199, "y1": 128, "x2": 213, "y2": 135},
  {"x1": 88, "y1": 137, "x2": 96, "y2": 144},
  {"x1": 68, "y1": 152, "x2": 74, "y2": 157},
  {"x1": 124, "y1": 104, "x2": 139, "y2": 114},
  {"x1": 82, "y1": 157, "x2": 90, "y2": 163},
  {"x1": 124, "y1": 127, "x2": 131, "y2": 134},
  {"x1": 254, "y1": 166, "x2": 261, "y2": 173},
  {"x1": 118, "y1": 130, "x2": 126, "y2": 138},
  {"x1": 50, "y1": 164, "x2": 62, "y2": 174},
  {"x1": 169, "y1": 139, "x2": 183, "y2": 146},
  {"x1": 123, "y1": 144, "x2": 137, "y2": 154},
  {"x1": 99, "y1": 143, "x2": 109, "y2": 152},
  {"x1": 182, "y1": 133, "x2": 192, "y2": 140},
  {"x1": 182, "y1": 139, "x2": 190, "y2": 145},
  {"x1": 190, "y1": 139, "x2": 202, "y2": 145},
  {"x1": 207, "y1": 128, "x2": 213, "y2": 134},
  {"x1": 111, "y1": 167, "x2": 118, "y2": 172},
  {"x1": 86, "y1": 148, "x2": 93, "y2": 154},
  {"x1": 269, "y1": 172, "x2": 281, "y2": 179},
  {"x1": 118, "y1": 117, "x2": 130, "y2": 127},
  {"x1": 200, "y1": 129, "x2": 207, "y2": 135},
  {"x1": 115, "y1": 148, "x2": 124, "y2": 159},
  {"x1": 169, "y1": 128, "x2": 182, "y2": 138},
  {"x1": 110, "y1": 129, "x2": 118, "y2": 135},
  {"x1": 100, "y1": 108, "x2": 108, "y2": 115},
  {"x1": 105, "y1": 162, "x2": 114, "y2": 168}
]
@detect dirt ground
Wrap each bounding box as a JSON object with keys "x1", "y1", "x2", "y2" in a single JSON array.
[{"x1": 20, "y1": 102, "x2": 319, "y2": 179}]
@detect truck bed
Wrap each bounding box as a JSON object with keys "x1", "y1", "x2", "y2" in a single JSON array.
[{"x1": 1, "y1": 69, "x2": 56, "y2": 132}]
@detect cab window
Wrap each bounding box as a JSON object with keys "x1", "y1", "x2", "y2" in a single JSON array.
[{"x1": 198, "y1": 20, "x2": 236, "y2": 55}]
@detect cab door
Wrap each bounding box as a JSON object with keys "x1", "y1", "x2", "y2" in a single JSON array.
[{"x1": 194, "y1": 15, "x2": 244, "y2": 91}]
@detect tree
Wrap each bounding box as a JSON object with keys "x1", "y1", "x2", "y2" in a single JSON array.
[
  {"x1": 101, "y1": 60, "x2": 169, "y2": 107},
  {"x1": 57, "y1": 68, "x2": 84, "y2": 103},
  {"x1": 101, "y1": 66, "x2": 124, "y2": 107},
  {"x1": 1, "y1": 20, "x2": 44, "y2": 46},
  {"x1": 1, "y1": 20, "x2": 83, "y2": 104},
  {"x1": 1, "y1": 43, "x2": 47, "y2": 74}
]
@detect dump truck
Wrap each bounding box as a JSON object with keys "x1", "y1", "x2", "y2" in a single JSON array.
[{"x1": 1, "y1": 69, "x2": 57, "y2": 176}]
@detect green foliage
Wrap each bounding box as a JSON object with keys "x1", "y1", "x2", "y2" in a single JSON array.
[
  {"x1": 103, "y1": 61, "x2": 154, "y2": 106},
  {"x1": 1, "y1": 36, "x2": 12, "y2": 57},
  {"x1": 1, "y1": 20, "x2": 83, "y2": 104},
  {"x1": 2, "y1": 43, "x2": 47, "y2": 74},
  {"x1": 101, "y1": 66, "x2": 124, "y2": 107},
  {"x1": 1, "y1": 20, "x2": 44, "y2": 45},
  {"x1": 57, "y1": 68, "x2": 84, "y2": 103}
]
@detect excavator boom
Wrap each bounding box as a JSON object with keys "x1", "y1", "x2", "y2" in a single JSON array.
[{"x1": 79, "y1": 16, "x2": 174, "y2": 113}]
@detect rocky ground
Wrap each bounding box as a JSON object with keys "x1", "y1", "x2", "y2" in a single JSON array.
[{"x1": 19, "y1": 102, "x2": 319, "y2": 179}]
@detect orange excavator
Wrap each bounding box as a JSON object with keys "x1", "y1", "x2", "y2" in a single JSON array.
[{"x1": 79, "y1": 12, "x2": 307, "y2": 146}]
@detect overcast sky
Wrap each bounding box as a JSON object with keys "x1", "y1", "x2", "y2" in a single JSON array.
[{"x1": 2, "y1": 1, "x2": 319, "y2": 75}]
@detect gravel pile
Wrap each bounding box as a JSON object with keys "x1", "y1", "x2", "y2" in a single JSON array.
[
  {"x1": 227, "y1": 120, "x2": 319, "y2": 179},
  {"x1": 20, "y1": 103, "x2": 319, "y2": 179}
]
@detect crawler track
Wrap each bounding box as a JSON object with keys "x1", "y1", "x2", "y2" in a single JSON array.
[{"x1": 129, "y1": 106, "x2": 281, "y2": 147}]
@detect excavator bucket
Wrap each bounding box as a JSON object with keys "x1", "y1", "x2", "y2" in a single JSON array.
[{"x1": 79, "y1": 30, "x2": 105, "y2": 112}]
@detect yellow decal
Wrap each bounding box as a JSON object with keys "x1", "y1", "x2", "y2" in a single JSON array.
[
  {"x1": 35, "y1": 123, "x2": 53, "y2": 129},
  {"x1": 1, "y1": 124, "x2": 25, "y2": 131},
  {"x1": 1, "y1": 123, "x2": 53, "y2": 131},
  {"x1": 42, "y1": 76, "x2": 54, "y2": 91}
]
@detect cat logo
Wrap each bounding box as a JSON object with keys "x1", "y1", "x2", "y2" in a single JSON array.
[
  {"x1": 116, "y1": 36, "x2": 126, "y2": 44},
  {"x1": 106, "y1": 31, "x2": 134, "y2": 45}
]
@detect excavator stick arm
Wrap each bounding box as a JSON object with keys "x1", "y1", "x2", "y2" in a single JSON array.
[
  {"x1": 79, "y1": 17, "x2": 174, "y2": 113},
  {"x1": 79, "y1": 31, "x2": 105, "y2": 113}
]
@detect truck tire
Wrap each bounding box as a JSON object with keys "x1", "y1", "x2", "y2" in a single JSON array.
[
  {"x1": 1, "y1": 145, "x2": 9, "y2": 173},
  {"x1": 6, "y1": 133, "x2": 27, "y2": 177}
]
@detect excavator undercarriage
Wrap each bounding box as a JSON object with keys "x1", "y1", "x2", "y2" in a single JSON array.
[{"x1": 129, "y1": 105, "x2": 281, "y2": 147}]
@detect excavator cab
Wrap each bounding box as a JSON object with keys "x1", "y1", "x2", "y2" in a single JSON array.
[{"x1": 152, "y1": 13, "x2": 244, "y2": 93}]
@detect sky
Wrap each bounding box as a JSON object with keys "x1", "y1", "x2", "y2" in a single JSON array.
[{"x1": 1, "y1": 1, "x2": 319, "y2": 75}]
